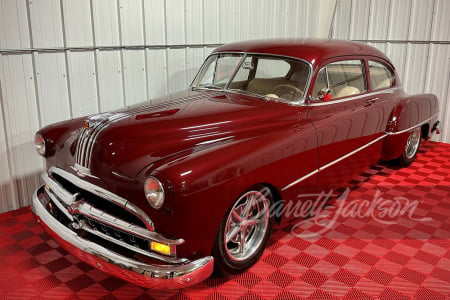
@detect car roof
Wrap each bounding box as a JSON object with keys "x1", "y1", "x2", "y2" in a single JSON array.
[{"x1": 213, "y1": 39, "x2": 392, "y2": 69}]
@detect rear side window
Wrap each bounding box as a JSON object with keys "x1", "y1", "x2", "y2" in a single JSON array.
[
  {"x1": 313, "y1": 60, "x2": 366, "y2": 99},
  {"x1": 369, "y1": 60, "x2": 395, "y2": 90}
]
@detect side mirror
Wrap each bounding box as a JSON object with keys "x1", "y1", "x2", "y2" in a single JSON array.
[{"x1": 318, "y1": 87, "x2": 332, "y2": 102}]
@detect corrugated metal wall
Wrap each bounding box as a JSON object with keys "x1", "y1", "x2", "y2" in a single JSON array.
[
  {"x1": 0, "y1": 0, "x2": 448, "y2": 213},
  {"x1": 331, "y1": 0, "x2": 450, "y2": 144},
  {"x1": 0, "y1": 0, "x2": 323, "y2": 213}
]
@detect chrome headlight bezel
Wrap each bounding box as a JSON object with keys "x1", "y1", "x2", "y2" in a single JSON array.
[
  {"x1": 34, "y1": 133, "x2": 46, "y2": 156},
  {"x1": 144, "y1": 176, "x2": 165, "y2": 209}
]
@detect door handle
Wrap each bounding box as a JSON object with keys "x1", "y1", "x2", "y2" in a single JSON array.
[{"x1": 366, "y1": 97, "x2": 379, "y2": 104}]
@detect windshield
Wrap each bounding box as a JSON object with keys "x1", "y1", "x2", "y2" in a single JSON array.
[{"x1": 192, "y1": 53, "x2": 310, "y2": 101}]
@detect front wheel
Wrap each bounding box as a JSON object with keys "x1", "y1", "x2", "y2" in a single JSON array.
[
  {"x1": 212, "y1": 185, "x2": 274, "y2": 276},
  {"x1": 399, "y1": 126, "x2": 421, "y2": 166}
]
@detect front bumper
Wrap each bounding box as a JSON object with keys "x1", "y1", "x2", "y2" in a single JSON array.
[{"x1": 31, "y1": 185, "x2": 214, "y2": 289}]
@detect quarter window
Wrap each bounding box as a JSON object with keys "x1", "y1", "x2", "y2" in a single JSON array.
[
  {"x1": 313, "y1": 60, "x2": 366, "y2": 100},
  {"x1": 369, "y1": 60, "x2": 395, "y2": 90}
]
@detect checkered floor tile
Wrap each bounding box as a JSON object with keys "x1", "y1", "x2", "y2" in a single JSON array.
[{"x1": 0, "y1": 141, "x2": 449, "y2": 299}]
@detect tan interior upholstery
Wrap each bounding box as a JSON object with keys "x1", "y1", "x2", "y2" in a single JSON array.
[
  {"x1": 375, "y1": 78, "x2": 392, "y2": 89},
  {"x1": 335, "y1": 86, "x2": 360, "y2": 98}
]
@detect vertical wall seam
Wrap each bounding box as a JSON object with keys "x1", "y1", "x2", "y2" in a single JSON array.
[
  {"x1": 117, "y1": 0, "x2": 126, "y2": 106},
  {"x1": 163, "y1": 0, "x2": 170, "y2": 93},
  {"x1": 328, "y1": 0, "x2": 338, "y2": 39},
  {"x1": 184, "y1": 0, "x2": 188, "y2": 87},
  {"x1": 141, "y1": 0, "x2": 150, "y2": 102},
  {"x1": 25, "y1": 0, "x2": 41, "y2": 129},
  {"x1": 89, "y1": 0, "x2": 101, "y2": 113},
  {"x1": 0, "y1": 56, "x2": 19, "y2": 211},
  {"x1": 60, "y1": 0, "x2": 73, "y2": 119}
]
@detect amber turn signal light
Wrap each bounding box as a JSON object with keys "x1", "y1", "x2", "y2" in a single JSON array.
[{"x1": 150, "y1": 241, "x2": 171, "y2": 256}]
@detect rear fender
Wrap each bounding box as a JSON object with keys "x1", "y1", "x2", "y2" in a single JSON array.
[{"x1": 382, "y1": 94, "x2": 439, "y2": 161}]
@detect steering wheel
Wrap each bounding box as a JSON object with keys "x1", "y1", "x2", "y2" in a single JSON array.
[{"x1": 273, "y1": 84, "x2": 303, "y2": 100}]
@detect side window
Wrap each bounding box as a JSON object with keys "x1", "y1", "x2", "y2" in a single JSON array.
[
  {"x1": 313, "y1": 60, "x2": 366, "y2": 100},
  {"x1": 369, "y1": 60, "x2": 395, "y2": 90}
]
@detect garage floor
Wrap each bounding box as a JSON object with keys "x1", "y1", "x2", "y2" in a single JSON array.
[{"x1": 0, "y1": 141, "x2": 449, "y2": 299}]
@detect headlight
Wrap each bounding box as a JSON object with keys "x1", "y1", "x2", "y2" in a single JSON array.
[
  {"x1": 144, "y1": 176, "x2": 165, "y2": 209},
  {"x1": 34, "y1": 133, "x2": 46, "y2": 156}
]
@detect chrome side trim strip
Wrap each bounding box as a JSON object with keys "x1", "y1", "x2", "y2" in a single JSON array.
[
  {"x1": 47, "y1": 167, "x2": 155, "y2": 231},
  {"x1": 386, "y1": 112, "x2": 439, "y2": 135},
  {"x1": 281, "y1": 169, "x2": 319, "y2": 192},
  {"x1": 282, "y1": 134, "x2": 387, "y2": 191}
]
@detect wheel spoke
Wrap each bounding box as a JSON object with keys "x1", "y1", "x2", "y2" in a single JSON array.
[
  {"x1": 232, "y1": 210, "x2": 242, "y2": 222},
  {"x1": 239, "y1": 229, "x2": 246, "y2": 253},
  {"x1": 244, "y1": 217, "x2": 261, "y2": 227},
  {"x1": 226, "y1": 226, "x2": 240, "y2": 243},
  {"x1": 242, "y1": 194, "x2": 255, "y2": 219}
]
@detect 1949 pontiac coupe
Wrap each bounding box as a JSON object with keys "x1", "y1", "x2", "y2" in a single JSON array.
[{"x1": 32, "y1": 39, "x2": 440, "y2": 289}]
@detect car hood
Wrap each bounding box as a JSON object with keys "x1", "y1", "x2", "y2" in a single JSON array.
[{"x1": 81, "y1": 90, "x2": 299, "y2": 182}]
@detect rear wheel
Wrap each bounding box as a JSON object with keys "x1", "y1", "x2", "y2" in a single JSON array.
[
  {"x1": 399, "y1": 126, "x2": 421, "y2": 166},
  {"x1": 213, "y1": 185, "x2": 274, "y2": 275}
]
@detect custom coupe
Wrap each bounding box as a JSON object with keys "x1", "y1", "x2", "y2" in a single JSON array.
[{"x1": 32, "y1": 39, "x2": 440, "y2": 289}]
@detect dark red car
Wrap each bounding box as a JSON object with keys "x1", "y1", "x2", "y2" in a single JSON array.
[{"x1": 32, "y1": 39, "x2": 440, "y2": 289}]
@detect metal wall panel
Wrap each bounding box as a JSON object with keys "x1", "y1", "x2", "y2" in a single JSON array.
[
  {"x1": 186, "y1": 47, "x2": 204, "y2": 85},
  {"x1": 34, "y1": 52, "x2": 71, "y2": 126},
  {"x1": 332, "y1": 0, "x2": 352, "y2": 39},
  {"x1": 387, "y1": 0, "x2": 411, "y2": 40},
  {"x1": 143, "y1": 0, "x2": 166, "y2": 45},
  {"x1": 203, "y1": 0, "x2": 220, "y2": 43},
  {"x1": 0, "y1": 0, "x2": 30, "y2": 49},
  {"x1": 122, "y1": 49, "x2": 147, "y2": 105},
  {"x1": 350, "y1": 0, "x2": 370, "y2": 40},
  {"x1": 0, "y1": 0, "x2": 448, "y2": 214},
  {"x1": 408, "y1": 0, "x2": 434, "y2": 40},
  {"x1": 146, "y1": 49, "x2": 167, "y2": 101},
  {"x1": 62, "y1": 0, "x2": 94, "y2": 47},
  {"x1": 367, "y1": 0, "x2": 390, "y2": 40},
  {"x1": 431, "y1": 0, "x2": 450, "y2": 41},
  {"x1": 67, "y1": 51, "x2": 99, "y2": 117},
  {"x1": 403, "y1": 44, "x2": 429, "y2": 94},
  {"x1": 92, "y1": 0, "x2": 121, "y2": 46},
  {"x1": 165, "y1": 0, "x2": 186, "y2": 44},
  {"x1": 167, "y1": 48, "x2": 187, "y2": 93},
  {"x1": 425, "y1": 44, "x2": 450, "y2": 142},
  {"x1": 119, "y1": 0, "x2": 144, "y2": 46},
  {"x1": 0, "y1": 53, "x2": 42, "y2": 209},
  {"x1": 96, "y1": 50, "x2": 124, "y2": 111},
  {"x1": 28, "y1": 0, "x2": 64, "y2": 48},
  {"x1": 332, "y1": 0, "x2": 450, "y2": 144},
  {"x1": 0, "y1": 55, "x2": 14, "y2": 213},
  {"x1": 186, "y1": 0, "x2": 204, "y2": 44}
]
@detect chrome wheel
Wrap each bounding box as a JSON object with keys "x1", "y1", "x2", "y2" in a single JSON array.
[
  {"x1": 223, "y1": 191, "x2": 269, "y2": 262},
  {"x1": 405, "y1": 127, "x2": 421, "y2": 159}
]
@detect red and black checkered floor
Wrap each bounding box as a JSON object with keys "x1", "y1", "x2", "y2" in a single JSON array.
[{"x1": 1, "y1": 141, "x2": 449, "y2": 299}]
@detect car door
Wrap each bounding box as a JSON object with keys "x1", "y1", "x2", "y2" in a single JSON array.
[{"x1": 307, "y1": 57, "x2": 387, "y2": 191}]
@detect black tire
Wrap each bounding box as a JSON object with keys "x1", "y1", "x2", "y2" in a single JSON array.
[
  {"x1": 399, "y1": 127, "x2": 421, "y2": 167},
  {"x1": 212, "y1": 185, "x2": 274, "y2": 276}
]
